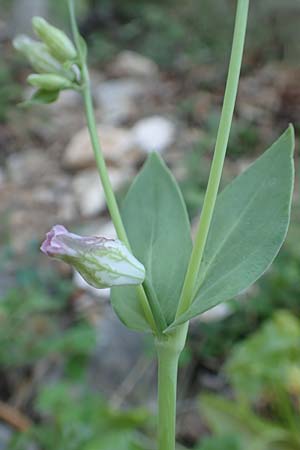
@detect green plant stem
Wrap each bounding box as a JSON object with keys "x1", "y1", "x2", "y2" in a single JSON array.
[
  {"x1": 157, "y1": 349, "x2": 178, "y2": 450},
  {"x1": 68, "y1": 0, "x2": 159, "y2": 335},
  {"x1": 156, "y1": 323, "x2": 188, "y2": 450},
  {"x1": 81, "y1": 72, "x2": 127, "y2": 240},
  {"x1": 176, "y1": 0, "x2": 249, "y2": 319},
  {"x1": 82, "y1": 74, "x2": 161, "y2": 335}
]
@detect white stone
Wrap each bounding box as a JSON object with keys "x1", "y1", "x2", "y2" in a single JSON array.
[
  {"x1": 95, "y1": 79, "x2": 145, "y2": 124},
  {"x1": 97, "y1": 221, "x2": 117, "y2": 239},
  {"x1": 131, "y1": 116, "x2": 176, "y2": 154},
  {"x1": 6, "y1": 149, "x2": 56, "y2": 185},
  {"x1": 0, "y1": 167, "x2": 6, "y2": 186},
  {"x1": 49, "y1": 89, "x2": 81, "y2": 110},
  {"x1": 64, "y1": 125, "x2": 136, "y2": 170},
  {"x1": 72, "y1": 168, "x2": 130, "y2": 218},
  {"x1": 110, "y1": 51, "x2": 158, "y2": 78},
  {"x1": 57, "y1": 193, "x2": 77, "y2": 221},
  {"x1": 199, "y1": 304, "x2": 231, "y2": 322},
  {"x1": 76, "y1": 220, "x2": 117, "y2": 240}
]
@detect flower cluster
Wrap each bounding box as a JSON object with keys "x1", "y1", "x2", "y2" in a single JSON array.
[{"x1": 13, "y1": 17, "x2": 79, "y2": 103}]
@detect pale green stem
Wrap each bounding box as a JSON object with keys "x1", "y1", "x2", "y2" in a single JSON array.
[
  {"x1": 156, "y1": 323, "x2": 188, "y2": 450},
  {"x1": 176, "y1": 0, "x2": 249, "y2": 319},
  {"x1": 157, "y1": 348, "x2": 178, "y2": 450},
  {"x1": 68, "y1": 0, "x2": 159, "y2": 335}
]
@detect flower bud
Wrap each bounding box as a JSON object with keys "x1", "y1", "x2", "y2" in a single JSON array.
[
  {"x1": 27, "y1": 74, "x2": 72, "y2": 91},
  {"x1": 41, "y1": 225, "x2": 145, "y2": 289},
  {"x1": 13, "y1": 34, "x2": 35, "y2": 53},
  {"x1": 13, "y1": 35, "x2": 63, "y2": 74},
  {"x1": 32, "y1": 17, "x2": 77, "y2": 62}
]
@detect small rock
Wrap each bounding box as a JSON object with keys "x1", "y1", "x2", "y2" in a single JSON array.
[
  {"x1": 72, "y1": 170, "x2": 105, "y2": 217},
  {"x1": 94, "y1": 78, "x2": 145, "y2": 124},
  {"x1": 72, "y1": 168, "x2": 131, "y2": 218},
  {"x1": 97, "y1": 220, "x2": 117, "y2": 239},
  {"x1": 131, "y1": 116, "x2": 176, "y2": 153},
  {"x1": 52, "y1": 89, "x2": 81, "y2": 109},
  {"x1": 110, "y1": 51, "x2": 159, "y2": 78},
  {"x1": 0, "y1": 424, "x2": 12, "y2": 450},
  {"x1": 193, "y1": 91, "x2": 214, "y2": 123},
  {"x1": 90, "y1": 310, "x2": 149, "y2": 396},
  {"x1": 199, "y1": 303, "x2": 231, "y2": 322},
  {"x1": 77, "y1": 220, "x2": 117, "y2": 240},
  {"x1": 6, "y1": 149, "x2": 57, "y2": 186},
  {"x1": 63, "y1": 125, "x2": 136, "y2": 170},
  {"x1": 31, "y1": 187, "x2": 56, "y2": 204},
  {"x1": 57, "y1": 193, "x2": 77, "y2": 222},
  {"x1": 0, "y1": 167, "x2": 6, "y2": 186}
]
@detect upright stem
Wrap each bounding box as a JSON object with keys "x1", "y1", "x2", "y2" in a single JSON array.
[
  {"x1": 176, "y1": 0, "x2": 249, "y2": 319},
  {"x1": 68, "y1": 0, "x2": 158, "y2": 335},
  {"x1": 81, "y1": 69, "x2": 129, "y2": 242},
  {"x1": 68, "y1": 0, "x2": 127, "y2": 243},
  {"x1": 156, "y1": 324, "x2": 188, "y2": 450},
  {"x1": 157, "y1": 348, "x2": 179, "y2": 450}
]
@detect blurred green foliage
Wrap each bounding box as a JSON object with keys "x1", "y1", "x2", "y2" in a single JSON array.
[
  {"x1": 0, "y1": 243, "x2": 152, "y2": 449},
  {"x1": 196, "y1": 434, "x2": 241, "y2": 450},
  {"x1": 198, "y1": 310, "x2": 300, "y2": 450},
  {"x1": 10, "y1": 382, "x2": 150, "y2": 450},
  {"x1": 43, "y1": 0, "x2": 300, "y2": 68},
  {"x1": 226, "y1": 311, "x2": 300, "y2": 403},
  {"x1": 0, "y1": 247, "x2": 90, "y2": 368},
  {"x1": 0, "y1": 286, "x2": 93, "y2": 367},
  {"x1": 199, "y1": 394, "x2": 287, "y2": 450}
]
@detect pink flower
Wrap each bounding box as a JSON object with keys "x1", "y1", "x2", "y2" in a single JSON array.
[{"x1": 41, "y1": 225, "x2": 145, "y2": 288}]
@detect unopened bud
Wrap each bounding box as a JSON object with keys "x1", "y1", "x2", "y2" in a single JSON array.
[
  {"x1": 41, "y1": 225, "x2": 145, "y2": 289},
  {"x1": 32, "y1": 17, "x2": 77, "y2": 62},
  {"x1": 27, "y1": 74, "x2": 73, "y2": 91},
  {"x1": 13, "y1": 35, "x2": 63, "y2": 74},
  {"x1": 13, "y1": 34, "x2": 34, "y2": 53}
]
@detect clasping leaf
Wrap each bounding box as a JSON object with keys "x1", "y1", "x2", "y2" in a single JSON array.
[
  {"x1": 111, "y1": 153, "x2": 192, "y2": 332},
  {"x1": 171, "y1": 126, "x2": 295, "y2": 328}
]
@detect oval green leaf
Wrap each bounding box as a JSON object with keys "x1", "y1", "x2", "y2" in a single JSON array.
[
  {"x1": 111, "y1": 153, "x2": 192, "y2": 332},
  {"x1": 171, "y1": 126, "x2": 295, "y2": 328}
]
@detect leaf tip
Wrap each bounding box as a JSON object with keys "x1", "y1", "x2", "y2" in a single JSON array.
[
  {"x1": 287, "y1": 123, "x2": 295, "y2": 149},
  {"x1": 148, "y1": 151, "x2": 164, "y2": 165},
  {"x1": 280, "y1": 124, "x2": 295, "y2": 154}
]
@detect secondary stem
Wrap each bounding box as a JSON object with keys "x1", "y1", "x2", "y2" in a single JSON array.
[
  {"x1": 81, "y1": 71, "x2": 128, "y2": 242},
  {"x1": 68, "y1": 0, "x2": 158, "y2": 335},
  {"x1": 176, "y1": 0, "x2": 249, "y2": 319},
  {"x1": 82, "y1": 70, "x2": 159, "y2": 334},
  {"x1": 156, "y1": 323, "x2": 188, "y2": 450}
]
